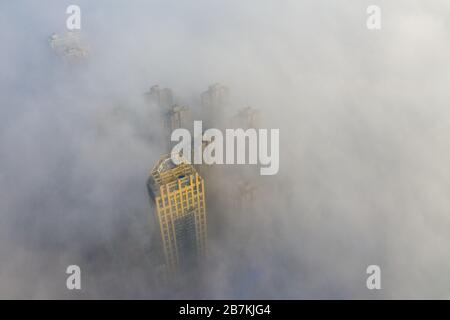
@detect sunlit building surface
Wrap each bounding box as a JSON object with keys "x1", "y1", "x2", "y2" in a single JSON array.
[{"x1": 147, "y1": 155, "x2": 207, "y2": 274}]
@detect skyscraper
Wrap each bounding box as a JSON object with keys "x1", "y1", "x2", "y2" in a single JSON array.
[
  {"x1": 163, "y1": 105, "x2": 192, "y2": 152},
  {"x1": 147, "y1": 155, "x2": 207, "y2": 274},
  {"x1": 230, "y1": 106, "x2": 262, "y2": 129},
  {"x1": 145, "y1": 85, "x2": 174, "y2": 111},
  {"x1": 167, "y1": 105, "x2": 192, "y2": 133},
  {"x1": 201, "y1": 83, "x2": 230, "y2": 128}
]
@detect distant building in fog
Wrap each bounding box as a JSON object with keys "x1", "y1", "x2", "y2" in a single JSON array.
[
  {"x1": 147, "y1": 155, "x2": 207, "y2": 275},
  {"x1": 167, "y1": 105, "x2": 192, "y2": 133},
  {"x1": 146, "y1": 85, "x2": 174, "y2": 111},
  {"x1": 231, "y1": 106, "x2": 262, "y2": 129},
  {"x1": 48, "y1": 31, "x2": 89, "y2": 63},
  {"x1": 201, "y1": 83, "x2": 230, "y2": 128},
  {"x1": 165, "y1": 105, "x2": 192, "y2": 151}
]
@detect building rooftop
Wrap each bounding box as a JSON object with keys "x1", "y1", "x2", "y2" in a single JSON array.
[{"x1": 147, "y1": 155, "x2": 197, "y2": 199}]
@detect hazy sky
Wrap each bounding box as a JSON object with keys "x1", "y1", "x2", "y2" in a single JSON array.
[{"x1": 1, "y1": 0, "x2": 450, "y2": 299}]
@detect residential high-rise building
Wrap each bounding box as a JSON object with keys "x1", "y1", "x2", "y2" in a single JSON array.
[
  {"x1": 147, "y1": 155, "x2": 207, "y2": 274},
  {"x1": 201, "y1": 83, "x2": 230, "y2": 128},
  {"x1": 231, "y1": 106, "x2": 262, "y2": 129},
  {"x1": 167, "y1": 104, "x2": 192, "y2": 133},
  {"x1": 162, "y1": 104, "x2": 192, "y2": 153},
  {"x1": 146, "y1": 85, "x2": 174, "y2": 111}
]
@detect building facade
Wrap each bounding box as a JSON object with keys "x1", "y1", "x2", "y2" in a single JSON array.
[{"x1": 147, "y1": 155, "x2": 207, "y2": 274}]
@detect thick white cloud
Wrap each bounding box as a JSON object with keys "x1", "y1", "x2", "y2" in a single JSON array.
[{"x1": 0, "y1": 0, "x2": 449, "y2": 298}]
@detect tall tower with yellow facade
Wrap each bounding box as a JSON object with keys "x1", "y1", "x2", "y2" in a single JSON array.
[{"x1": 147, "y1": 155, "x2": 207, "y2": 274}]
